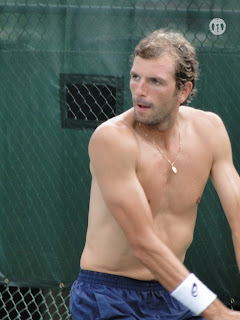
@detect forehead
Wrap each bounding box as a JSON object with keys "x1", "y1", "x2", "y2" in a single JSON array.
[{"x1": 131, "y1": 54, "x2": 176, "y2": 79}]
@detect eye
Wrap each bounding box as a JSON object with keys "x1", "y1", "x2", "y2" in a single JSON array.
[
  {"x1": 131, "y1": 73, "x2": 140, "y2": 81},
  {"x1": 151, "y1": 78, "x2": 161, "y2": 85}
]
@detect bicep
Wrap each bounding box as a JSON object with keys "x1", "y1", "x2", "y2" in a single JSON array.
[
  {"x1": 211, "y1": 162, "x2": 240, "y2": 214},
  {"x1": 210, "y1": 118, "x2": 240, "y2": 224},
  {"x1": 89, "y1": 126, "x2": 153, "y2": 245}
]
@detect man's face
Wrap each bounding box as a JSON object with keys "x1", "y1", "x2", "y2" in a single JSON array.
[{"x1": 130, "y1": 54, "x2": 182, "y2": 126}]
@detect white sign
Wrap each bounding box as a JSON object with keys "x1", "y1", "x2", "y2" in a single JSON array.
[{"x1": 209, "y1": 18, "x2": 226, "y2": 35}]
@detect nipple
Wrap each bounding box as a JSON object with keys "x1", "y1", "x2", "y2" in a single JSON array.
[{"x1": 196, "y1": 197, "x2": 201, "y2": 205}]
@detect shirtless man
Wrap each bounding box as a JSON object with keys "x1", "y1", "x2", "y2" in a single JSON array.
[{"x1": 70, "y1": 30, "x2": 240, "y2": 319}]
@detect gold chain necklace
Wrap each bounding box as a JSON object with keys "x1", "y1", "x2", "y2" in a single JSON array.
[{"x1": 138, "y1": 123, "x2": 182, "y2": 173}]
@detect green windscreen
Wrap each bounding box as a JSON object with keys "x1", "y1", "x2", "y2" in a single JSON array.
[{"x1": 0, "y1": 1, "x2": 239, "y2": 318}]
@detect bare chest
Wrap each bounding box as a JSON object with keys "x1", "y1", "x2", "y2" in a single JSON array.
[{"x1": 136, "y1": 135, "x2": 212, "y2": 214}]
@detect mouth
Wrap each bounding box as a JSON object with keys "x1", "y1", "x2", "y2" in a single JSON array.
[{"x1": 137, "y1": 104, "x2": 150, "y2": 109}]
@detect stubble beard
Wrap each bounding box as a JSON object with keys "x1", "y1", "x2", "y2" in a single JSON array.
[{"x1": 135, "y1": 105, "x2": 176, "y2": 128}]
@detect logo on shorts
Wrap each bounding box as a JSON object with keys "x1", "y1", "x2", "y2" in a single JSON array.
[
  {"x1": 209, "y1": 18, "x2": 226, "y2": 35},
  {"x1": 192, "y1": 283, "x2": 198, "y2": 297}
]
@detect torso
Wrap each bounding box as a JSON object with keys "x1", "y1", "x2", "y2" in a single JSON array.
[{"x1": 80, "y1": 106, "x2": 214, "y2": 280}]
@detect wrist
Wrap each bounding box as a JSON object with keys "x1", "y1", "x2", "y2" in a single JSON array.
[
  {"x1": 201, "y1": 298, "x2": 230, "y2": 320},
  {"x1": 170, "y1": 273, "x2": 217, "y2": 315}
]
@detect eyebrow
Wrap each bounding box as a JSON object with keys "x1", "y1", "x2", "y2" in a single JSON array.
[
  {"x1": 130, "y1": 70, "x2": 167, "y2": 84},
  {"x1": 130, "y1": 70, "x2": 137, "y2": 76},
  {"x1": 149, "y1": 76, "x2": 167, "y2": 84}
]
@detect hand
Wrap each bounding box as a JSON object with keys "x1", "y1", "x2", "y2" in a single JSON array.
[
  {"x1": 201, "y1": 299, "x2": 240, "y2": 320},
  {"x1": 219, "y1": 310, "x2": 240, "y2": 320},
  {"x1": 203, "y1": 309, "x2": 240, "y2": 320}
]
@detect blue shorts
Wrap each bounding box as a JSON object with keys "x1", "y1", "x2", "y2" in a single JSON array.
[{"x1": 70, "y1": 270, "x2": 205, "y2": 320}]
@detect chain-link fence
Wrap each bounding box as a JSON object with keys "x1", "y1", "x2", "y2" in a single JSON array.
[{"x1": 0, "y1": 0, "x2": 239, "y2": 319}]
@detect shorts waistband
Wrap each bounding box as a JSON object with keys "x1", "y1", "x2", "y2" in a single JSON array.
[{"x1": 78, "y1": 269, "x2": 166, "y2": 292}]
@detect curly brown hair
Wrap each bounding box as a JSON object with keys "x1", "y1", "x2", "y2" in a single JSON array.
[{"x1": 134, "y1": 29, "x2": 199, "y2": 104}]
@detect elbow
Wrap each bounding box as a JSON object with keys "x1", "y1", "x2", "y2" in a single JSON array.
[
  {"x1": 129, "y1": 233, "x2": 157, "y2": 264},
  {"x1": 131, "y1": 240, "x2": 147, "y2": 262}
]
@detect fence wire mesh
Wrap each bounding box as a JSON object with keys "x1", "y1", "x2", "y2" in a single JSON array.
[
  {"x1": 0, "y1": 0, "x2": 240, "y2": 319},
  {"x1": 0, "y1": 285, "x2": 70, "y2": 319}
]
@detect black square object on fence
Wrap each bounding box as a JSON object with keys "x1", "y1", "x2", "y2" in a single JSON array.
[{"x1": 60, "y1": 74, "x2": 124, "y2": 129}]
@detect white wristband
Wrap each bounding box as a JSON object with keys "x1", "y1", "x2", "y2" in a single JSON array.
[{"x1": 170, "y1": 273, "x2": 217, "y2": 315}]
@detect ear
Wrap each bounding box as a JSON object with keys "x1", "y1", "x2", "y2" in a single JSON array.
[{"x1": 178, "y1": 81, "x2": 193, "y2": 105}]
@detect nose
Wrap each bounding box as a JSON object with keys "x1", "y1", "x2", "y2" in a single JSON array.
[{"x1": 135, "y1": 80, "x2": 147, "y2": 97}]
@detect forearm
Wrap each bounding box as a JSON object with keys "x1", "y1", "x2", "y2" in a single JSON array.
[
  {"x1": 232, "y1": 231, "x2": 240, "y2": 271},
  {"x1": 131, "y1": 233, "x2": 233, "y2": 320},
  {"x1": 131, "y1": 231, "x2": 190, "y2": 291},
  {"x1": 228, "y1": 203, "x2": 240, "y2": 271}
]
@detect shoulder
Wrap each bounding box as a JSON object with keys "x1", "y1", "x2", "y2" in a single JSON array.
[
  {"x1": 181, "y1": 106, "x2": 231, "y2": 158},
  {"x1": 180, "y1": 105, "x2": 226, "y2": 132},
  {"x1": 89, "y1": 109, "x2": 139, "y2": 161}
]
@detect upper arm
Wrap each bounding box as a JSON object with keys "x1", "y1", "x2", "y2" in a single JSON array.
[
  {"x1": 209, "y1": 114, "x2": 240, "y2": 227},
  {"x1": 88, "y1": 124, "x2": 153, "y2": 246}
]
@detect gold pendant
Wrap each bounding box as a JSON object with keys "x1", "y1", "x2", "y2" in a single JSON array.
[{"x1": 172, "y1": 166, "x2": 177, "y2": 173}]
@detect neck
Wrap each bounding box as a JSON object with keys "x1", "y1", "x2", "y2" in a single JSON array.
[
  {"x1": 142, "y1": 115, "x2": 180, "y2": 148},
  {"x1": 141, "y1": 103, "x2": 180, "y2": 130}
]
